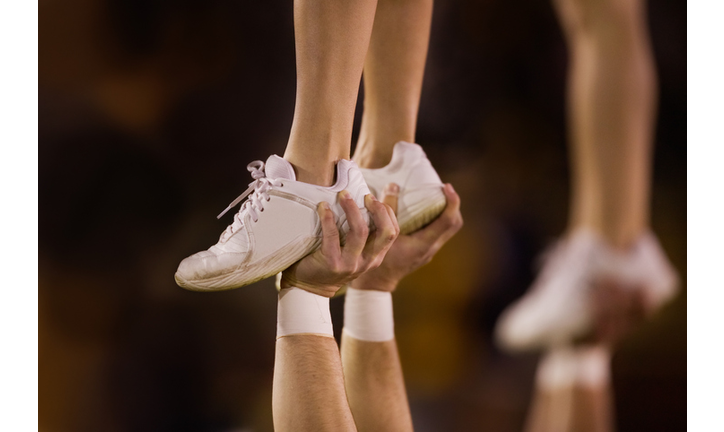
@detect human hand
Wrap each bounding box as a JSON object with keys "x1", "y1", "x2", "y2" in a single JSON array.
[
  {"x1": 352, "y1": 183, "x2": 463, "y2": 292},
  {"x1": 589, "y1": 278, "x2": 647, "y2": 347},
  {"x1": 280, "y1": 191, "x2": 400, "y2": 298}
]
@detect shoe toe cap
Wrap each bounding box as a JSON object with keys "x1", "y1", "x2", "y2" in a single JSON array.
[
  {"x1": 175, "y1": 250, "x2": 246, "y2": 287},
  {"x1": 494, "y1": 305, "x2": 542, "y2": 352}
]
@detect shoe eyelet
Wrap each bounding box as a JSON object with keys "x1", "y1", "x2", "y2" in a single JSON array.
[
  {"x1": 261, "y1": 208, "x2": 265, "y2": 212},
  {"x1": 266, "y1": 197, "x2": 271, "y2": 202}
]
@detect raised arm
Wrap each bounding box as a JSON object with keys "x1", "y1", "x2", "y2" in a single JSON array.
[
  {"x1": 341, "y1": 183, "x2": 463, "y2": 432},
  {"x1": 272, "y1": 191, "x2": 399, "y2": 432}
]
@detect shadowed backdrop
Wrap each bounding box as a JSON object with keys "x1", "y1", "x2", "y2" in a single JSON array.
[{"x1": 39, "y1": 0, "x2": 685, "y2": 431}]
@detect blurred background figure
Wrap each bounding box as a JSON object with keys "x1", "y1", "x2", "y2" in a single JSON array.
[
  {"x1": 39, "y1": 0, "x2": 685, "y2": 431},
  {"x1": 496, "y1": 0, "x2": 679, "y2": 432},
  {"x1": 495, "y1": 0, "x2": 680, "y2": 430}
]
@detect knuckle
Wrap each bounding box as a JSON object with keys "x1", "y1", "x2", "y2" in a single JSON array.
[
  {"x1": 359, "y1": 260, "x2": 377, "y2": 274},
  {"x1": 383, "y1": 228, "x2": 397, "y2": 243},
  {"x1": 355, "y1": 262, "x2": 371, "y2": 275},
  {"x1": 338, "y1": 259, "x2": 355, "y2": 275},
  {"x1": 344, "y1": 263, "x2": 358, "y2": 277},
  {"x1": 322, "y1": 210, "x2": 336, "y2": 223},
  {"x1": 369, "y1": 257, "x2": 383, "y2": 270},
  {"x1": 452, "y1": 216, "x2": 464, "y2": 230},
  {"x1": 329, "y1": 258, "x2": 343, "y2": 274}
]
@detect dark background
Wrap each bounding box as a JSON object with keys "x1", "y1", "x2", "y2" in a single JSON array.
[{"x1": 39, "y1": 0, "x2": 686, "y2": 431}]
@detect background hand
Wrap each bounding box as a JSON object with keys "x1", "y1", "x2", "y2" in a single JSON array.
[{"x1": 589, "y1": 278, "x2": 647, "y2": 347}]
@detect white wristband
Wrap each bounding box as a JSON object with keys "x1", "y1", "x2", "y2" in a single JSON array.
[
  {"x1": 575, "y1": 346, "x2": 611, "y2": 388},
  {"x1": 536, "y1": 346, "x2": 578, "y2": 390},
  {"x1": 343, "y1": 287, "x2": 394, "y2": 342},
  {"x1": 276, "y1": 288, "x2": 333, "y2": 338}
]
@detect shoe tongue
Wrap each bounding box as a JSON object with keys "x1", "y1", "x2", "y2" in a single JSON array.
[{"x1": 265, "y1": 155, "x2": 296, "y2": 180}]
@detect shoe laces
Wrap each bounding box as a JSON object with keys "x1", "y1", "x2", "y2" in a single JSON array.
[{"x1": 217, "y1": 160, "x2": 283, "y2": 241}]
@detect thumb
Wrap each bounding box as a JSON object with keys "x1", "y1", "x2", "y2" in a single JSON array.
[{"x1": 380, "y1": 183, "x2": 400, "y2": 216}]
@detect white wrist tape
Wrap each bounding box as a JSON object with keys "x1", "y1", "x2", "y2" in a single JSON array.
[
  {"x1": 575, "y1": 346, "x2": 611, "y2": 388},
  {"x1": 276, "y1": 288, "x2": 333, "y2": 338},
  {"x1": 536, "y1": 346, "x2": 578, "y2": 390},
  {"x1": 342, "y1": 287, "x2": 394, "y2": 342}
]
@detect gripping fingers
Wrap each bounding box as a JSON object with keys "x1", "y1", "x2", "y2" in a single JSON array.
[
  {"x1": 381, "y1": 183, "x2": 400, "y2": 215},
  {"x1": 339, "y1": 190, "x2": 369, "y2": 259},
  {"x1": 380, "y1": 183, "x2": 400, "y2": 235},
  {"x1": 318, "y1": 202, "x2": 341, "y2": 258},
  {"x1": 413, "y1": 183, "x2": 463, "y2": 246},
  {"x1": 363, "y1": 195, "x2": 399, "y2": 260}
]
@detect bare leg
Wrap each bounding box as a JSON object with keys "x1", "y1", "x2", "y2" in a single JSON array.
[
  {"x1": 284, "y1": 0, "x2": 379, "y2": 186},
  {"x1": 555, "y1": 0, "x2": 658, "y2": 248},
  {"x1": 352, "y1": 0, "x2": 434, "y2": 169}
]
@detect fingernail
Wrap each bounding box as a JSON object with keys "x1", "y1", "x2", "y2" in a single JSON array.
[
  {"x1": 319, "y1": 202, "x2": 329, "y2": 212},
  {"x1": 369, "y1": 194, "x2": 378, "y2": 201},
  {"x1": 384, "y1": 183, "x2": 400, "y2": 196},
  {"x1": 447, "y1": 183, "x2": 455, "y2": 193},
  {"x1": 340, "y1": 190, "x2": 352, "y2": 200}
]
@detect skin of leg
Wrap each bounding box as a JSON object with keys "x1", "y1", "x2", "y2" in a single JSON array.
[
  {"x1": 340, "y1": 335, "x2": 414, "y2": 432},
  {"x1": 272, "y1": 335, "x2": 357, "y2": 432},
  {"x1": 554, "y1": 0, "x2": 658, "y2": 248},
  {"x1": 284, "y1": 0, "x2": 379, "y2": 186},
  {"x1": 352, "y1": 0, "x2": 434, "y2": 169}
]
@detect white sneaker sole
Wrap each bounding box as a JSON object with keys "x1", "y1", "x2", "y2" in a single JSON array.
[
  {"x1": 175, "y1": 234, "x2": 321, "y2": 292},
  {"x1": 397, "y1": 185, "x2": 447, "y2": 235}
]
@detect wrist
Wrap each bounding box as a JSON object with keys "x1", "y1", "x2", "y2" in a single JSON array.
[
  {"x1": 343, "y1": 287, "x2": 395, "y2": 342},
  {"x1": 351, "y1": 273, "x2": 400, "y2": 292},
  {"x1": 276, "y1": 287, "x2": 334, "y2": 339},
  {"x1": 279, "y1": 273, "x2": 342, "y2": 298}
]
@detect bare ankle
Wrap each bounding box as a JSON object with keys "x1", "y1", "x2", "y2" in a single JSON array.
[
  {"x1": 568, "y1": 224, "x2": 646, "y2": 250},
  {"x1": 352, "y1": 147, "x2": 394, "y2": 169},
  {"x1": 292, "y1": 163, "x2": 337, "y2": 186}
]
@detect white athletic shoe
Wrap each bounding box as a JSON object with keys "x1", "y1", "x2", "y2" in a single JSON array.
[
  {"x1": 494, "y1": 229, "x2": 680, "y2": 352},
  {"x1": 175, "y1": 155, "x2": 371, "y2": 292},
  {"x1": 359, "y1": 142, "x2": 446, "y2": 234}
]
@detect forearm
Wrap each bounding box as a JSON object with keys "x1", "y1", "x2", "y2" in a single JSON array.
[
  {"x1": 341, "y1": 334, "x2": 413, "y2": 432},
  {"x1": 340, "y1": 285, "x2": 413, "y2": 432},
  {"x1": 272, "y1": 288, "x2": 357, "y2": 432},
  {"x1": 273, "y1": 335, "x2": 357, "y2": 432}
]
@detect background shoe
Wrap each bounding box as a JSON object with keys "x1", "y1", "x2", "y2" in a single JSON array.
[
  {"x1": 359, "y1": 142, "x2": 446, "y2": 234},
  {"x1": 175, "y1": 155, "x2": 371, "y2": 292},
  {"x1": 494, "y1": 229, "x2": 680, "y2": 352}
]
